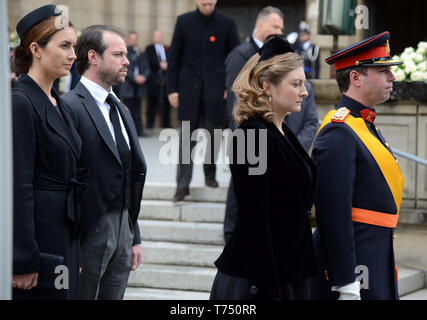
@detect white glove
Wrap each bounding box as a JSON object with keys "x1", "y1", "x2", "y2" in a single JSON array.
[{"x1": 331, "y1": 281, "x2": 361, "y2": 300}]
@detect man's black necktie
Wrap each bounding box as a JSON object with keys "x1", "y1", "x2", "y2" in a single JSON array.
[{"x1": 106, "y1": 94, "x2": 130, "y2": 169}]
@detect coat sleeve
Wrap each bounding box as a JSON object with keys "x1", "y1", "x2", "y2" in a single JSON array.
[
  {"x1": 166, "y1": 16, "x2": 183, "y2": 94},
  {"x1": 226, "y1": 17, "x2": 241, "y2": 55},
  {"x1": 311, "y1": 124, "x2": 358, "y2": 286},
  {"x1": 12, "y1": 92, "x2": 41, "y2": 275},
  {"x1": 294, "y1": 81, "x2": 319, "y2": 152},
  {"x1": 230, "y1": 128, "x2": 281, "y2": 299}
]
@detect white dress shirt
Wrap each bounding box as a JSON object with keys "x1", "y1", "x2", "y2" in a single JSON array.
[
  {"x1": 80, "y1": 76, "x2": 130, "y2": 149},
  {"x1": 252, "y1": 36, "x2": 263, "y2": 49},
  {"x1": 154, "y1": 43, "x2": 166, "y2": 62}
]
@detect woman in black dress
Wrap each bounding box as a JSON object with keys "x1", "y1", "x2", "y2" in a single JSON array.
[
  {"x1": 210, "y1": 36, "x2": 317, "y2": 300},
  {"x1": 11, "y1": 5, "x2": 87, "y2": 299}
]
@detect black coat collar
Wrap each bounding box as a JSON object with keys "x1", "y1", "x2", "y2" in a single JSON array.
[{"x1": 15, "y1": 74, "x2": 80, "y2": 158}]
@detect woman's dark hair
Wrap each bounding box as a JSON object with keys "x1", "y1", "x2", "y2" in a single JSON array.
[
  {"x1": 75, "y1": 25, "x2": 127, "y2": 75},
  {"x1": 12, "y1": 16, "x2": 73, "y2": 76}
]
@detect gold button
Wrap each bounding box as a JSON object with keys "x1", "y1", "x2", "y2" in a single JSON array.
[
  {"x1": 386, "y1": 142, "x2": 390, "y2": 147},
  {"x1": 393, "y1": 235, "x2": 397, "y2": 240}
]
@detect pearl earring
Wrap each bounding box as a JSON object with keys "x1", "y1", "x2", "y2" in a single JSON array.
[{"x1": 268, "y1": 95, "x2": 272, "y2": 102}]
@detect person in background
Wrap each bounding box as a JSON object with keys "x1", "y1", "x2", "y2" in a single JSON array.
[
  {"x1": 210, "y1": 36, "x2": 317, "y2": 300},
  {"x1": 287, "y1": 21, "x2": 320, "y2": 79},
  {"x1": 11, "y1": 4, "x2": 86, "y2": 300},
  {"x1": 120, "y1": 31, "x2": 151, "y2": 137},
  {"x1": 167, "y1": 0, "x2": 240, "y2": 202},
  {"x1": 145, "y1": 30, "x2": 171, "y2": 128}
]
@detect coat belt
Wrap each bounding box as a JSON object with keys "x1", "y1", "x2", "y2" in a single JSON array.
[
  {"x1": 33, "y1": 168, "x2": 89, "y2": 238},
  {"x1": 352, "y1": 207, "x2": 398, "y2": 228}
]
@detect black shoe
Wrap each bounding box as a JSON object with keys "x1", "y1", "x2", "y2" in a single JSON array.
[
  {"x1": 173, "y1": 187, "x2": 189, "y2": 202},
  {"x1": 205, "y1": 178, "x2": 219, "y2": 188}
]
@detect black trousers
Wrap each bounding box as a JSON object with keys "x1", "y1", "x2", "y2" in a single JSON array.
[
  {"x1": 123, "y1": 98, "x2": 143, "y2": 136},
  {"x1": 176, "y1": 118, "x2": 228, "y2": 189},
  {"x1": 210, "y1": 270, "x2": 312, "y2": 300}
]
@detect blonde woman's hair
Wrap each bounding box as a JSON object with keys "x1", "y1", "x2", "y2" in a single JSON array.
[{"x1": 232, "y1": 52, "x2": 304, "y2": 126}]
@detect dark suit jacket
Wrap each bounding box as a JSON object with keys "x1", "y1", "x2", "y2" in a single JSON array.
[
  {"x1": 225, "y1": 37, "x2": 319, "y2": 151},
  {"x1": 146, "y1": 43, "x2": 168, "y2": 96},
  {"x1": 62, "y1": 82, "x2": 147, "y2": 245},
  {"x1": 120, "y1": 46, "x2": 151, "y2": 99},
  {"x1": 12, "y1": 74, "x2": 83, "y2": 299},
  {"x1": 214, "y1": 117, "x2": 317, "y2": 299},
  {"x1": 167, "y1": 8, "x2": 240, "y2": 122}
]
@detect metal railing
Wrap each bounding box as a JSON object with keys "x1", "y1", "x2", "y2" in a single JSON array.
[{"x1": 391, "y1": 148, "x2": 427, "y2": 167}]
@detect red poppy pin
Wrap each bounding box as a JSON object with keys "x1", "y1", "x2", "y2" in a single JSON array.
[{"x1": 209, "y1": 36, "x2": 216, "y2": 42}]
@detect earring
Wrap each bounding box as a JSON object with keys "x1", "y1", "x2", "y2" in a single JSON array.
[
  {"x1": 268, "y1": 95, "x2": 272, "y2": 102},
  {"x1": 37, "y1": 55, "x2": 41, "y2": 58}
]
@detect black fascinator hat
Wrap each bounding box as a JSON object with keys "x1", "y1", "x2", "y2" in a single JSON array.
[{"x1": 258, "y1": 34, "x2": 294, "y2": 63}]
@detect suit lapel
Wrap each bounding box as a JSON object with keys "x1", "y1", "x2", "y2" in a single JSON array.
[{"x1": 75, "y1": 82, "x2": 122, "y2": 165}]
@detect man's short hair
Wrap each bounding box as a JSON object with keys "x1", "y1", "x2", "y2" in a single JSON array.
[
  {"x1": 75, "y1": 25, "x2": 127, "y2": 75},
  {"x1": 335, "y1": 67, "x2": 368, "y2": 93},
  {"x1": 256, "y1": 6, "x2": 284, "y2": 23}
]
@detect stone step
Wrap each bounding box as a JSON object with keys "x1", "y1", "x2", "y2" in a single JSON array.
[
  {"x1": 139, "y1": 200, "x2": 225, "y2": 223},
  {"x1": 401, "y1": 288, "x2": 427, "y2": 300},
  {"x1": 142, "y1": 182, "x2": 228, "y2": 203},
  {"x1": 124, "y1": 287, "x2": 210, "y2": 300},
  {"x1": 128, "y1": 263, "x2": 216, "y2": 292},
  {"x1": 139, "y1": 220, "x2": 225, "y2": 245},
  {"x1": 397, "y1": 267, "x2": 425, "y2": 296},
  {"x1": 142, "y1": 241, "x2": 222, "y2": 267},
  {"x1": 127, "y1": 264, "x2": 423, "y2": 298}
]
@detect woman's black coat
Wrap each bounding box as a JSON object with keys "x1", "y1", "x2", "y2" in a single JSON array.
[
  {"x1": 12, "y1": 74, "x2": 84, "y2": 300},
  {"x1": 214, "y1": 117, "x2": 317, "y2": 299}
]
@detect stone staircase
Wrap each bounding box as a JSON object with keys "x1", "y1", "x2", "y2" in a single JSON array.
[{"x1": 125, "y1": 182, "x2": 426, "y2": 300}]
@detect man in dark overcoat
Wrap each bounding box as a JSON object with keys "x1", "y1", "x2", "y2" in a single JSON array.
[
  {"x1": 62, "y1": 25, "x2": 147, "y2": 300},
  {"x1": 167, "y1": 0, "x2": 240, "y2": 202}
]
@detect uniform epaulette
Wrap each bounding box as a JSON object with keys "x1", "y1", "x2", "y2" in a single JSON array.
[{"x1": 331, "y1": 107, "x2": 351, "y2": 123}]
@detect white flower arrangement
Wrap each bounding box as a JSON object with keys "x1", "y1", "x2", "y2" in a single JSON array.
[
  {"x1": 9, "y1": 31, "x2": 20, "y2": 50},
  {"x1": 391, "y1": 42, "x2": 427, "y2": 83}
]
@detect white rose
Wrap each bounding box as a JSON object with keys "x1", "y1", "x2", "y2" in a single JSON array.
[
  {"x1": 404, "y1": 47, "x2": 414, "y2": 54},
  {"x1": 405, "y1": 61, "x2": 417, "y2": 74},
  {"x1": 409, "y1": 52, "x2": 417, "y2": 60},
  {"x1": 416, "y1": 47, "x2": 426, "y2": 55},
  {"x1": 414, "y1": 53, "x2": 424, "y2": 63},
  {"x1": 410, "y1": 71, "x2": 424, "y2": 82},
  {"x1": 394, "y1": 69, "x2": 406, "y2": 81},
  {"x1": 418, "y1": 42, "x2": 427, "y2": 49},
  {"x1": 417, "y1": 61, "x2": 427, "y2": 72}
]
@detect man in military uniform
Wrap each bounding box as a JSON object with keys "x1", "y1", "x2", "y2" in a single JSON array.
[{"x1": 311, "y1": 31, "x2": 404, "y2": 300}]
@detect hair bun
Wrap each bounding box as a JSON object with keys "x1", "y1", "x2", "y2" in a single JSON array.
[{"x1": 258, "y1": 35, "x2": 294, "y2": 62}]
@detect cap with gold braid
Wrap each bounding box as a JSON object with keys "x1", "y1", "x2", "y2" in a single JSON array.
[{"x1": 326, "y1": 31, "x2": 403, "y2": 72}]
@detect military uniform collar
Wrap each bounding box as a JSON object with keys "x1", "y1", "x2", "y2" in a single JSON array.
[{"x1": 339, "y1": 95, "x2": 377, "y2": 123}]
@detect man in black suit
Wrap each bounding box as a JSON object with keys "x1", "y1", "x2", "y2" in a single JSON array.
[
  {"x1": 167, "y1": 0, "x2": 240, "y2": 202},
  {"x1": 223, "y1": 7, "x2": 319, "y2": 242},
  {"x1": 145, "y1": 30, "x2": 170, "y2": 128},
  {"x1": 120, "y1": 31, "x2": 150, "y2": 137},
  {"x1": 62, "y1": 25, "x2": 147, "y2": 300}
]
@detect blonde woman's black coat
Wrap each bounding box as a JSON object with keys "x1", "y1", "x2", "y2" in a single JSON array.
[
  {"x1": 12, "y1": 74, "x2": 85, "y2": 300},
  {"x1": 214, "y1": 117, "x2": 317, "y2": 299}
]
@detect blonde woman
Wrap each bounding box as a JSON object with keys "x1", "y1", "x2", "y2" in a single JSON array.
[{"x1": 210, "y1": 36, "x2": 317, "y2": 300}]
